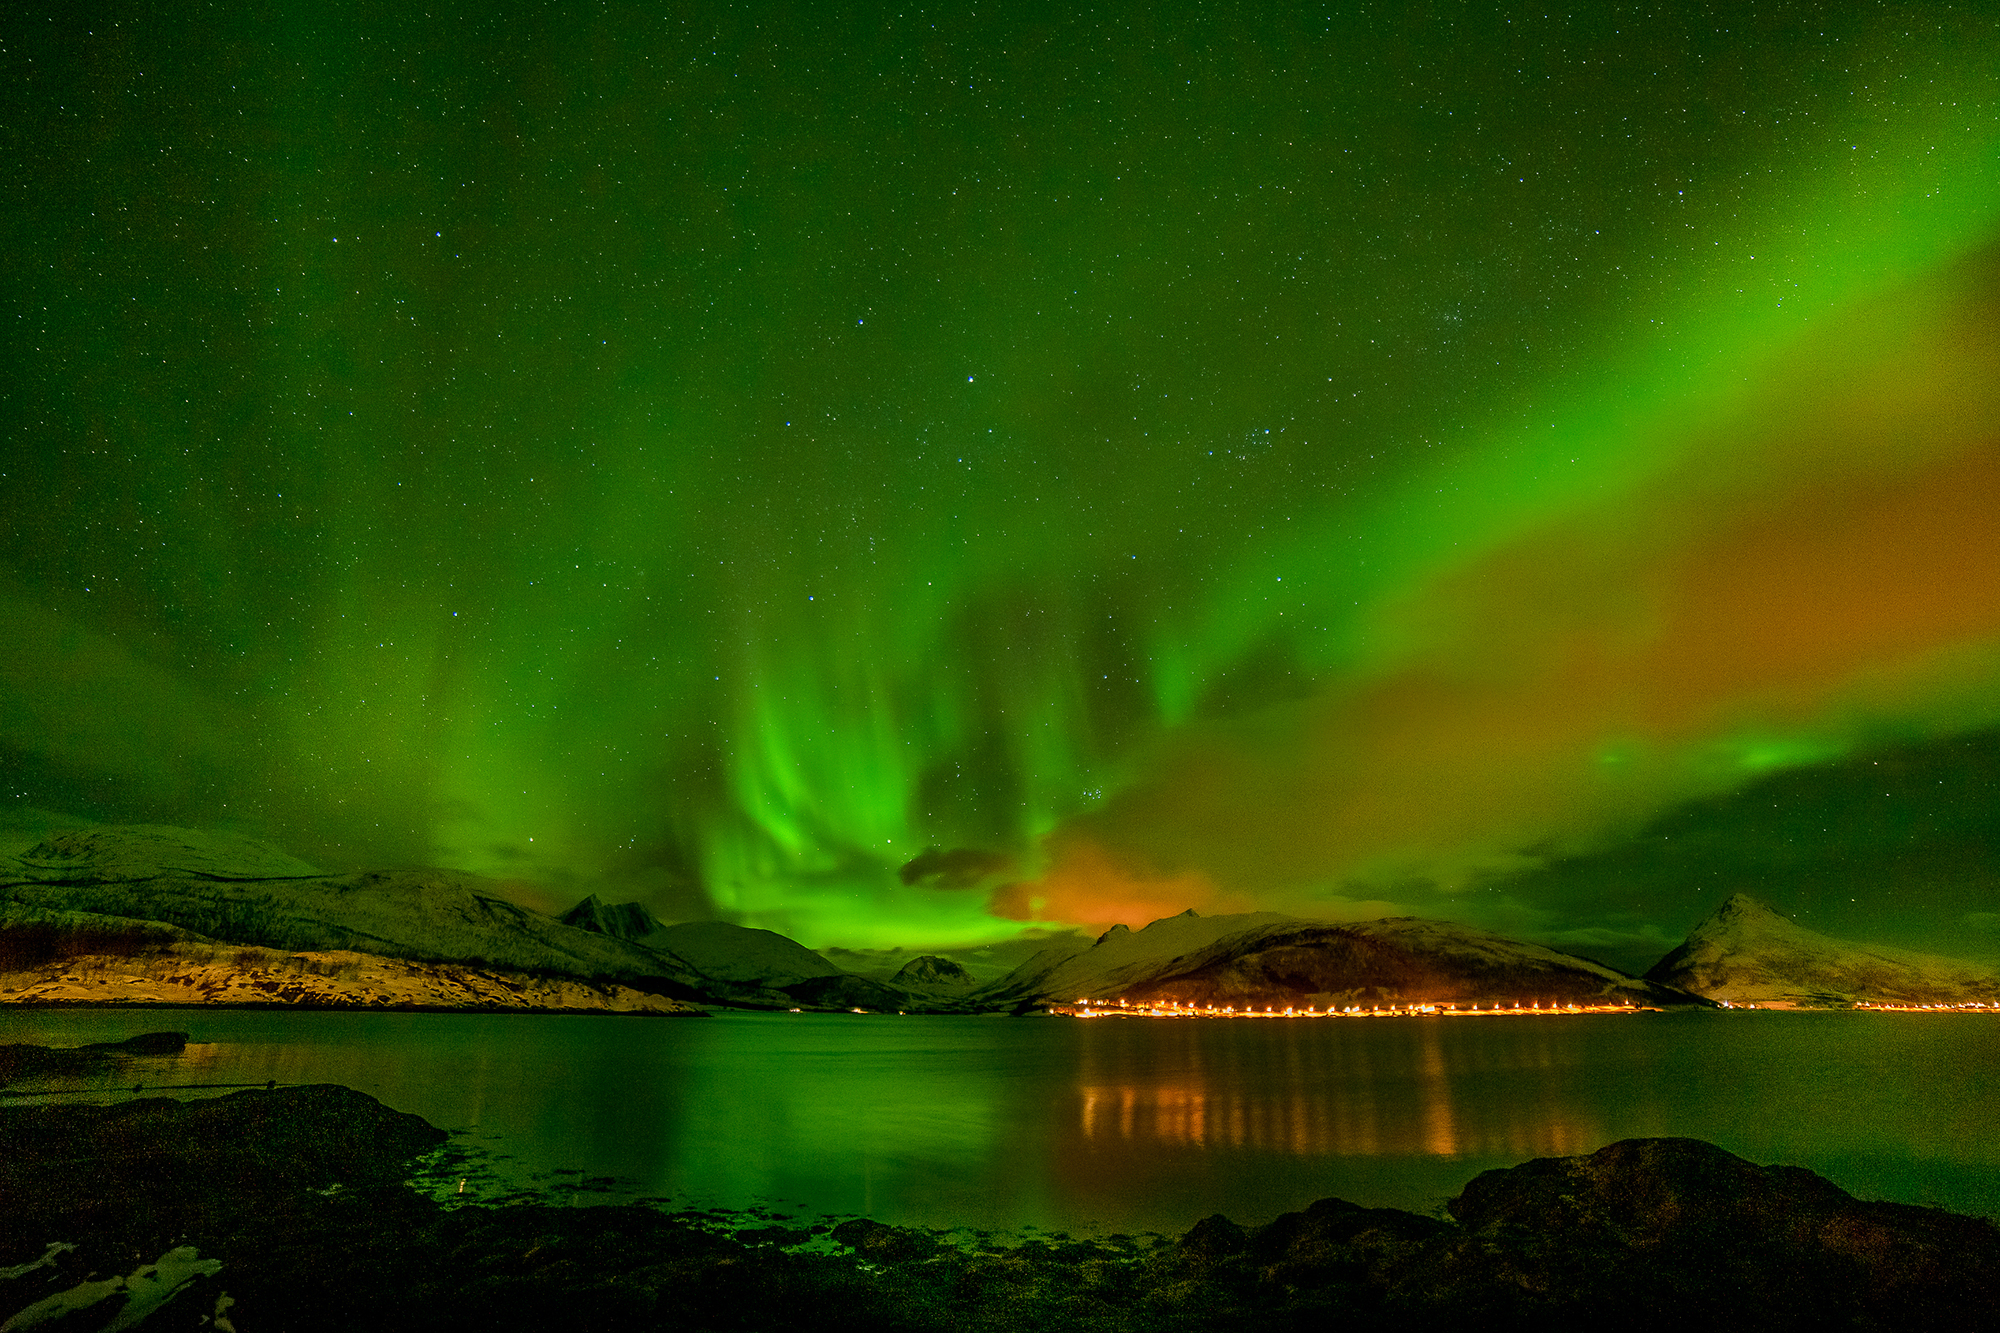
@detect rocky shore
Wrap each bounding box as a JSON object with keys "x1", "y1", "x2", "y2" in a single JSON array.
[{"x1": 3, "y1": 1042, "x2": 1995, "y2": 1331}]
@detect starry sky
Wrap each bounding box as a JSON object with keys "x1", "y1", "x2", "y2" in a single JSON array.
[{"x1": 5, "y1": 1, "x2": 2000, "y2": 967}]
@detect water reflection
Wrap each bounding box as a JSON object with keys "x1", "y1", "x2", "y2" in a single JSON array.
[
  {"x1": 4, "y1": 1009, "x2": 1999, "y2": 1232},
  {"x1": 1075, "y1": 1017, "x2": 1601, "y2": 1159}
]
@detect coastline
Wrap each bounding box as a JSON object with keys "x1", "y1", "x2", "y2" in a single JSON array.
[
  {"x1": 3, "y1": 1063, "x2": 1995, "y2": 1331},
  {"x1": 0, "y1": 944, "x2": 706, "y2": 1017}
]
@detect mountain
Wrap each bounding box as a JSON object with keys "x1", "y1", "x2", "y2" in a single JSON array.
[
  {"x1": 560, "y1": 894, "x2": 663, "y2": 941},
  {"x1": 1646, "y1": 893, "x2": 2000, "y2": 1008},
  {"x1": 645, "y1": 921, "x2": 982, "y2": 1011},
  {"x1": 0, "y1": 826, "x2": 705, "y2": 991},
  {"x1": 648, "y1": 920, "x2": 844, "y2": 988},
  {"x1": 819, "y1": 933, "x2": 1086, "y2": 988},
  {"x1": 890, "y1": 955, "x2": 975, "y2": 992},
  {"x1": 976, "y1": 909, "x2": 1701, "y2": 1010},
  {"x1": 558, "y1": 897, "x2": 855, "y2": 1002},
  {"x1": 553, "y1": 904, "x2": 987, "y2": 1011},
  {"x1": 0, "y1": 824, "x2": 990, "y2": 1013}
]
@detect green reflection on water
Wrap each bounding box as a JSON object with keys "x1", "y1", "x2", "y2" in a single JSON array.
[{"x1": 3, "y1": 1009, "x2": 1996, "y2": 1233}]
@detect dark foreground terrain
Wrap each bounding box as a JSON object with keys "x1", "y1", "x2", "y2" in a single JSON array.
[{"x1": 3, "y1": 1048, "x2": 1996, "y2": 1332}]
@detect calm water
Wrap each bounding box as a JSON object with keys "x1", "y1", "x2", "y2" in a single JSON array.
[{"x1": 4, "y1": 1008, "x2": 1998, "y2": 1235}]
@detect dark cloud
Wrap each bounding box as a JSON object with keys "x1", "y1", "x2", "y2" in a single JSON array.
[{"x1": 900, "y1": 847, "x2": 1015, "y2": 891}]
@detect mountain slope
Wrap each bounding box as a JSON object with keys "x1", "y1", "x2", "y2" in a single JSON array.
[
  {"x1": 978, "y1": 910, "x2": 1699, "y2": 1009},
  {"x1": 1646, "y1": 894, "x2": 2000, "y2": 1007},
  {"x1": 648, "y1": 920, "x2": 845, "y2": 987}
]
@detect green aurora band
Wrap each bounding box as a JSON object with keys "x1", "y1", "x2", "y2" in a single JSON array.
[{"x1": 5, "y1": 4, "x2": 2000, "y2": 953}]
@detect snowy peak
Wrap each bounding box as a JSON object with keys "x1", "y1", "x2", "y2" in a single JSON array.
[
  {"x1": 1647, "y1": 894, "x2": 2000, "y2": 1007},
  {"x1": 1709, "y1": 893, "x2": 1787, "y2": 930}
]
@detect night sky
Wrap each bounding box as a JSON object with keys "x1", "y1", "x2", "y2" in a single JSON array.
[{"x1": 6, "y1": 2, "x2": 2000, "y2": 964}]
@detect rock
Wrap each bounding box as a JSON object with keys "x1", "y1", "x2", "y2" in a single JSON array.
[
  {"x1": 830, "y1": 1217, "x2": 936, "y2": 1264},
  {"x1": 1176, "y1": 1214, "x2": 1248, "y2": 1262},
  {"x1": 1407, "y1": 1136, "x2": 2000, "y2": 1329},
  {"x1": 0, "y1": 1085, "x2": 448, "y2": 1254}
]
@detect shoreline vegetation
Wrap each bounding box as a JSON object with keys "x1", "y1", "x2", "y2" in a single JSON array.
[{"x1": 3, "y1": 1037, "x2": 1996, "y2": 1332}]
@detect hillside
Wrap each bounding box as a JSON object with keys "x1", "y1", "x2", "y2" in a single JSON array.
[
  {"x1": 0, "y1": 934, "x2": 705, "y2": 1015},
  {"x1": 1646, "y1": 894, "x2": 2000, "y2": 1007}
]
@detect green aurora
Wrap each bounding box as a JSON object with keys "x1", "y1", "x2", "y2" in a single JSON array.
[{"x1": 6, "y1": 2, "x2": 2000, "y2": 963}]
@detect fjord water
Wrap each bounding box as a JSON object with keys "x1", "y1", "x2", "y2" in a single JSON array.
[{"x1": 5, "y1": 1009, "x2": 1998, "y2": 1234}]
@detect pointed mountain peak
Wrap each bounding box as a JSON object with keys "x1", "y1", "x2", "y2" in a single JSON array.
[
  {"x1": 1096, "y1": 923, "x2": 1132, "y2": 944},
  {"x1": 559, "y1": 896, "x2": 661, "y2": 941},
  {"x1": 1697, "y1": 894, "x2": 1796, "y2": 933},
  {"x1": 1650, "y1": 890, "x2": 2000, "y2": 1006}
]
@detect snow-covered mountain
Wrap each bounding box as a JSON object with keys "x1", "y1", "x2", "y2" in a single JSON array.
[
  {"x1": 1646, "y1": 894, "x2": 2000, "y2": 1007},
  {"x1": 1, "y1": 825, "x2": 980, "y2": 1012},
  {"x1": 976, "y1": 909, "x2": 1700, "y2": 1009},
  {"x1": 0, "y1": 826, "x2": 704, "y2": 989}
]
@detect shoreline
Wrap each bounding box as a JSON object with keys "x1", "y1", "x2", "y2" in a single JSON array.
[
  {"x1": 3, "y1": 1068, "x2": 1995, "y2": 1331},
  {"x1": 0, "y1": 943, "x2": 708, "y2": 1017},
  {"x1": 0, "y1": 997, "x2": 708, "y2": 1016}
]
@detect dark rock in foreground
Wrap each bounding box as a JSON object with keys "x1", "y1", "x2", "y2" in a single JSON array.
[
  {"x1": 3, "y1": 1075, "x2": 1995, "y2": 1331},
  {"x1": 1420, "y1": 1137, "x2": 2000, "y2": 1329}
]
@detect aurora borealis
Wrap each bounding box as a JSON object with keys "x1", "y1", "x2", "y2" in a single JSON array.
[{"x1": 6, "y1": 2, "x2": 2000, "y2": 961}]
